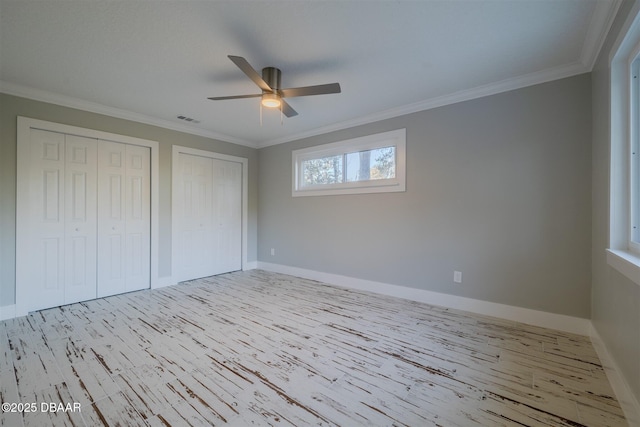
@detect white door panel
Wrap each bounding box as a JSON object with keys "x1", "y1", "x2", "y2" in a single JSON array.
[
  {"x1": 124, "y1": 143, "x2": 151, "y2": 292},
  {"x1": 175, "y1": 153, "x2": 211, "y2": 281},
  {"x1": 212, "y1": 159, "x2": 242, "y2": 274},
  {"x1": 97, "y1": 141, "x2": 125, "y2": 297},
  {"x1": 97, "y1": 141, "x2": 150, "y2": 297},
  {"x1": 64, "y1": 135, "x2": 97, "y2": 304},
  {"x1": 28, "y1": 130, "x2": 66, "y2": 311},
  {"x1": 174, "y1": 153, "x2": 242, "y2": 282},
  {"x1": 24, "y1": 130, "x2": 97, "y2": 312}
]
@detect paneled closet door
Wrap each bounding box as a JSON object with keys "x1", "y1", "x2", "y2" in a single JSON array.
[
  {"x1": 64, "y1": 135, "x2": 98, "y2": 304},
  {"x1": 174, "y1": 153, "x2": 213, "y2": 282},
  {"x1": 212, "y1": 158, "x2": 242, "y2": 274},
  {"x1": 174, "y1": 152, "x2": 242, "y2": 282},
  {"x1": 97, "y1": 141, "x2": 151, "y2": 298},
  {"x1": 25, "y1": 130, "x2": 97, "y2": 312},
  {"x1": 124, "y1": 143, "x2": 151, "y2": 292}
]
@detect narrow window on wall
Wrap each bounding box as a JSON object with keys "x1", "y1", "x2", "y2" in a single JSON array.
[{"x1": 292, "y1": 129, "x2": 406, "y2": 197}]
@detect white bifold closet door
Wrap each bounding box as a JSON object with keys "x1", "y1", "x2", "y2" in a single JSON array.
[
  {"x1": 212, "y1": 157, "x2": 242, "y2": 274},
  {"x1": 97, "y1": 141, "x2": 151, "y2": 298},
  {"x1": 174, "y1": 152, "x2": 242, "y2": 282},
  {"x1": 19, "y1": 127, "x2": 151, "y2": 314},
  {"x1": 24, "y1": 129, "x2": 98, "y2": 311}
]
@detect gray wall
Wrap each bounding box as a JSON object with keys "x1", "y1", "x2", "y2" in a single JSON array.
[
  {"x1": 0, "y1": 93, "x2": 258, "y2": 307},
  {"x1": 258, "y1": 74, "x2": 592, "y2": 318},
  {"x1": 591, "y1": 0, "x2": 640, "y2": 404}
]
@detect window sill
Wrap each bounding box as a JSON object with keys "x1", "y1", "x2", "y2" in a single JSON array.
[
  {"x1": 606, "y1": 249, "x2": 640, "y2": 286},
  {"x1": 293, "y1": 182, "x2": 405, "y2": 197}
]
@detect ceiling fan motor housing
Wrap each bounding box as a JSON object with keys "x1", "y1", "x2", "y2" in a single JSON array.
[{"x1": 262, "y1": 67, "x2": 281, "y2": 92}]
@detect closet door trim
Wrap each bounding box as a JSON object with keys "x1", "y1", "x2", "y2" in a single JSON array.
[{"x1": 16, "y1": 117, "x2": 160, "y2": 317}]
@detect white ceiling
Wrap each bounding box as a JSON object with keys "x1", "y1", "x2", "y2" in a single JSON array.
[{"x1": 0, "y1": 1, "x2": 619, "y2": 148}]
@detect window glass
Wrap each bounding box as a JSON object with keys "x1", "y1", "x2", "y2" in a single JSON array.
[
  {"x1": 301, "y1": 155, "x2": 343, "y2": 186},
  {"x1": 292, "y1": 129, "x2": 406, "y2": 197},
  {"x1": 345, "y1": 146, "x2": 396, "y2": 182}
]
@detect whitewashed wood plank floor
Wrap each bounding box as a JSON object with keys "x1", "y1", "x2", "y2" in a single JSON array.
[{"x1": 0, "y1": 270, "x2": 628, "y2": 427}]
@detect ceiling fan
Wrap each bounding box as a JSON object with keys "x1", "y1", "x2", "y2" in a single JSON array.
[{"x1": 208, "y1": 55, "x2": 341, "y2": 117}]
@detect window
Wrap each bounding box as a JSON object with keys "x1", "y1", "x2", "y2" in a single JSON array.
[
  {"x1": 607, "y1": 4, "x2": 640, "y2": 285},
  {"x1": 292, "y1": 129, "x2": 406, "y2": 197}
]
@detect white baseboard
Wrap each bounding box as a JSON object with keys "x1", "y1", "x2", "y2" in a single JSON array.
[
  {"x1": 2, "y1": 279, "x2": 177, "y2": 321},
  {"x1": 0, "y1": 304, "x2": 16, "y2": 321},
  {"x1": 257, "y1": 262, "x2": 591, "y2": 336},
  {"x1": 2, "y1": 270, "x2": 252, "y2": 321},
  {"x1": 590, "y1": 324, "x2": 640, "y2": 427},
  {"x1": 244, "y1": 261, "x2": 258, "y2": 270},
  {"x1": 259, "y1": 262, "x2": 638, "y2": 425},
  {"x1": 152, "y1": 276, "x2": 176, "y2": 289}
]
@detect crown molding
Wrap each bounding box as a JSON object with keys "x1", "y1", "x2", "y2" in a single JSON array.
[
  {"x1": 259, "y1": 0, "x2": 620, "y2": 148},
  {"x1": 2, "y1": 60, "x2": 590, "y2": 151},
  {"x1": 258, "y1": 61, "x2": 589, "y2": 148},
  {"x1": 581, "y1": 0, "x2": 622, "y2": 70},
  {"x1": 0, "y1": 81, "x2": 258, "y2": 149},
  {"x1": 0, "y1": 2, "x2": 619, "y2": 151}
]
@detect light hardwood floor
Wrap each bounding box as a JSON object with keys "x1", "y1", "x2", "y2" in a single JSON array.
[{"x1": 0, "y1": 270, "x2": 628, "y2": 426}]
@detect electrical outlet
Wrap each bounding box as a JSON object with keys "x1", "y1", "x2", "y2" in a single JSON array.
[
  {"x1": 453, "y1": 271, "x2": 462, "y2": 283},
  {"x1": 270, "y1": 248, "x2": 275, "y2": 256}
]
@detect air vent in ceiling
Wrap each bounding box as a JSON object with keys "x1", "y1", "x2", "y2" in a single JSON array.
[{"x1": 177, "y1": 115, "x2": 200, "y2": 124}]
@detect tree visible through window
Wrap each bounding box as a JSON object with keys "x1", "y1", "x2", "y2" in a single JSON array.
[
  {"x1": 302, "y1": 155, "x2": 343, "y2": 186},
  {"x1": 346, "y1": 146, "x2": 395, "y2": 182},
  {"x1": 292, "y1": 129, "x2": 406, "y2": 196}
]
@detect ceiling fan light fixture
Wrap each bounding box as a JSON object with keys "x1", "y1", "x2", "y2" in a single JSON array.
[{"x1": 261, "y1": 93, "x2": 281, "y2": 108}]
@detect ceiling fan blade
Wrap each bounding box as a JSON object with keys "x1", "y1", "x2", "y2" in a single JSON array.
[
  {"x1": 281, "y1": 99, "x2": 298, "y2": 117},
  {"x1": 208, "y1": 94, "x2": 262, "y2": 101},
  {"x1": 228, "y1": 55, "x2": 273, "y2": 92},
  {"x1": 280, "y1": 83, "x2": 341, "y2": 98}
]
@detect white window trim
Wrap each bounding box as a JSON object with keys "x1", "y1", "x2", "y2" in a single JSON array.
[
  {"x1": 292, "y1": 128, "x2": 406, "y2": 197},
  {"x1": 608, "y1": 2, "x2": 640, "y2": 287},
  {"x1": 631, "y1": 58, "x2": 640, "y2": 253}
]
